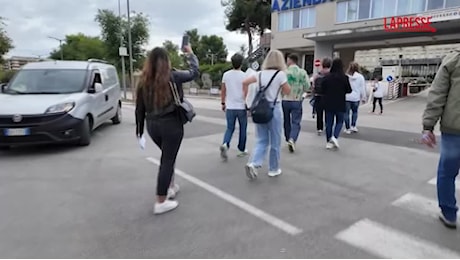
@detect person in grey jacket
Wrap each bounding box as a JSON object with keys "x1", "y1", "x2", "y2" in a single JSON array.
[
  {"x1": 422, "y1": 50, "x2": 460, "y2": 229},
  {"x1": 136, "y1": 45, "x2": 199, "y2": 215}
]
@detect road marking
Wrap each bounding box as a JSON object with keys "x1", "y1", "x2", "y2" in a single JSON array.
[
  {"x1": 336, "y1": 218, "x2": 460, "y2": 259},
  {"x1": 146, "y1": 157, "x2": 303, "y2": 236},
  {"x1": 392, "y1": 193, "x2": 440, "y2": 218},
  {"x1": 428, "y1": 177, "x2": 460, "y2": 190}
]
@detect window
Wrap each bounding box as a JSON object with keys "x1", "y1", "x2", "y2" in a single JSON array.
[
  {"x1": 446, "y1": 0, "x2": 460, "y2": 7},
  {"x1": 347, "y1": 0, "x2": 358, "y2": 21},
  {"x1": 358, "y1": 0, "x2": 371, "y2": 19},
  {"x1": 398, "y1": 0, "x2": 426, "y2": 15},
  {"x1": 301, "y1": 7, "x2": 316, "y2": 28},
  {"x1": 293, "y1": 10, "x2": 301, "y2": 29},
  {"x1": 278, "y1": 12, "x2": 293, "y2": 31},
  {"x1": 336, "y1": 1, "x2": 348, "y2": 22},
  {"x1": 427, "y1": 0, "x2": 444, "y2": 10},
  {"x1": 371, "y1": 0, "x2": 396, "y2": 18}
]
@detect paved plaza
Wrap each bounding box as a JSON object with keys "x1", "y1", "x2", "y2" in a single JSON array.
[{"x1": 1, "y1": 93, "x2": 459, "y2": 258}]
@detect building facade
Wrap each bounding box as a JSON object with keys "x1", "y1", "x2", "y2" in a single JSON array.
[
  {"x1": 3, "y1": 56, "x2": 41, "y2": 70},
  {"x1": 270, "y1": 0, "x2": 460, "y2": 75}
]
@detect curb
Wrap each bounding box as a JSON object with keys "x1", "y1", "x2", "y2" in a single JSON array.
[{"x1": 121, "y1": 95, "x2": 220, "y2": 104}]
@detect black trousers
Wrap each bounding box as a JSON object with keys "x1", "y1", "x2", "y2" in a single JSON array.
[
  {"x1": 314, "y1": 96, "x2": 324, "y2": 131},
  {"x1": 372, "y1": 97, "x2": 383, "y2": 113},
  {"x1": 146, "y1": 115, "x2": 184, "y2": 196}
]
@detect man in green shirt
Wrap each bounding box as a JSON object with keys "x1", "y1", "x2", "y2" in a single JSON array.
[{"x1": 282, "y1": 54, "x2": 310, "y2": 153}]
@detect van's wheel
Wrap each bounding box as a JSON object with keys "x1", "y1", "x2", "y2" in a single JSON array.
[
  {"x1": 111, "y1": 103, "x2": 122, "y2": 125},
  {"x1": 78, "y1": 116, "x2": 92, "y2": 146}
]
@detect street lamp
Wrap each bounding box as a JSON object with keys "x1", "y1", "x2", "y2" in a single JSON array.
[
  {"x1": 207, "y1": 49, "x2": 217, "y2": 66},
  {"x1": 48, "y1": 36, "x2": 65, "y2": 60},
  {"x1": 118, "y1": 0, "x2": 127, "y2": 99}
]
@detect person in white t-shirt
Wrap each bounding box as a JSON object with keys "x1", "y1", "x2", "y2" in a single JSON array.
[
  {"x1": 220, "y1": 54, "x2": 249, "y2": 160},
  {"x1": 371, "y1": 76, "x2": 384, "y2": 114},
  {"x1": 242, "y1": 50, "x2": 291, "y2": 179}
]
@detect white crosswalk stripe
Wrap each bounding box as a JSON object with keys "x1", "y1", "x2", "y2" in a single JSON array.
[
  {"x1": 391, "y1": 193, "x2": 440, "y2": 218},
  {"x1": 336, "y1": 218, "x2": 460, "y2": 259},
  {"x1": 428, "y1": 177, "x2": 460, "y2": 190}
]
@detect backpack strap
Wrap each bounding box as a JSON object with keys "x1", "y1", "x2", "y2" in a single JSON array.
[{"x1": 258, "y1": 70, "x2": 280, "y2": 92}]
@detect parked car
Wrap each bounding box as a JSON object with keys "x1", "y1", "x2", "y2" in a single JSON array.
[{"x1": 0, "y1": 59, "x2": 122, "y2": 148}]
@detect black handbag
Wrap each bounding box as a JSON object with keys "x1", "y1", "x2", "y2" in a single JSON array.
[{"x1": 170, "y1": 81, "x2": 196, "y2": 124}]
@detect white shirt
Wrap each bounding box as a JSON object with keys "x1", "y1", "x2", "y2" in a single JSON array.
[
  {"x1": 222, "y1": 69, "x2": 247, "y2": 110},
  {"x1": 255, "y1": 69, "x2": 287, "y2": 103},
  {"x1": 373, "y1": 82, "x2": 384, "y2": 98},
  {"x1": 346, "y1": 72, "x2": 367, "y2": 102}
]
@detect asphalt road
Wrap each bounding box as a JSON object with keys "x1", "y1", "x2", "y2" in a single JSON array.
[{"x1": 0, "y1": 99, "x2": 459, "y2": 258}]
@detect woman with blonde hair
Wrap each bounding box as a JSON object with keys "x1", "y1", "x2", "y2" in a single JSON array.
[
  {"x1": 135, "y1": 45, "x2": 199, "y2": 214},
  {"x1": 242, "y1": 50, "x2": 291, "y2": 179}
]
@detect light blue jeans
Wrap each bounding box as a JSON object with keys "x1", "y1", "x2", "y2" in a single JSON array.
[
  {"x1": 249, "y1": 103, "x2": 283, "y2": 172},
  {"x1": 437, "y1": 133, "x2": 460, "y2": 222}
]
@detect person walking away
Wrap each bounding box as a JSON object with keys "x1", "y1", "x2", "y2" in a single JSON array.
[
  {"x1": 321, "y1": 58, "x2": 352, "y2": 150},
  {"x1": 242, "y1": 50, "x2": 291, "y2": 179},
  {"x1": 344, "y1": 62, "x2": 367, "y2": 134},
  {"x1": 312, "y1": 57, "x2": 332, "y2": 135},
  {"x1": 282, "y1": 54, "x2": 310, "y2": 153},
  {"x1": 371, "y1": 76, "x2": 384, "y2": 114},
  {"x1": 220, "y1": 54, "x2": 248, "y2": 160},
  {"x1": 135, "y1": 45, "x2": 199, "y2": 215},
  {"x1": 421, "y1": 50, "x2": 460, "y2": 229}
]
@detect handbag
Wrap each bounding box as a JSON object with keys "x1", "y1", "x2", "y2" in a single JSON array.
[{"x1": 170, "y1": 81, "x2": 196, "y2": 124}]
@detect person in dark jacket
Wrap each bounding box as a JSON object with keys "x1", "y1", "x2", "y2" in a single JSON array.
[
  {"x1": 135, "y1": 45, "x2": 199, "y2": 214},
  {"x1": 321, "y1": 58, "x2": 352, "y2": 150},
  {"x1": 311, "y1": 57, "x2": 332, "y2": 135}
]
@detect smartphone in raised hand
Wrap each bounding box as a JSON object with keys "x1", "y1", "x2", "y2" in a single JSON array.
[{"x1": 181, "y1": 34, "x2": 190, "y2": 51}]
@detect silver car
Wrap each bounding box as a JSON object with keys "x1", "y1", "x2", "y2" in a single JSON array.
[{"x1": 0, "y1": 59, "x2": 122, "y2": 148}]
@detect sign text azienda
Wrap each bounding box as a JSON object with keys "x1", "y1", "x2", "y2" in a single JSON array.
[{"x1": 272, "y1": 0, "x2": 331, "y2": 12}]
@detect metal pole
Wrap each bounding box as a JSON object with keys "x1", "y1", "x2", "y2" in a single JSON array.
[
  {"x1": 60, "y1": 40, "x2": 63, "y2": 60},
  {"x1": 118, "y1": 0, "x2": 127, "y2": 99},
  {"x1": 127, "y1": 0, "x2": 134, "y2": 94}
]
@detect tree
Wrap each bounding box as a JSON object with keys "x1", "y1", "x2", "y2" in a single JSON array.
[
  {"x1": 162, "y1": 40, "x2": 183, "y2": 68},
  {"x1": 0, "y1": 17, "x2": 13, "y2": 64},
  {"x1": 49, "y1": 33, "x2": 106, "y2": 61},
  {"x1": 184, "y1": 28, "x2": 228, "y2": 65},
  {"x1": 95, "y1": 9, "x2": 150, "y2": 70},
  {"x1": 222, "y1": 0, "x2": 271, "y2": 55}
]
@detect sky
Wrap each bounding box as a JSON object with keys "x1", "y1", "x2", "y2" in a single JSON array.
[{"x1": 0, "y1": 0, "x2": 250, "y2": 60}]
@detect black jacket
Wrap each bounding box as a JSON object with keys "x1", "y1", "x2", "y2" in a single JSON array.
[
  {"x1": 321, "y1": 73, "x2": 352, "y2": 112},
  {"x1": 135, "y1": 54, "x2": 199, "y2": 136}
]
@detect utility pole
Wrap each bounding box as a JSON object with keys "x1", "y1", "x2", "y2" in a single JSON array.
[
  {"x1": 207, "y1": 49, "x2": 217, "y2": 66},
  {"x1": 118, "y1": 0, "x2": 127, "y2": 99},
  {"x1": 127, "y1": 0, "x2": 134, "y2": 93},
  {"x1": 48, "y1": 36, "x2": 65, "y2": 60}
]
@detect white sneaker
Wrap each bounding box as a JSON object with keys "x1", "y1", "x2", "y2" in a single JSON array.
[
  {"x1": 344, "y1": 129, "x2": 352, "y2": 134},
  {"x1": 287, "y1": 139, "x2": 295, "y2": 153},
  {"x1": 237, "y1": 150, "x2": 249, "y2": 157},
  {"x1": 351, "y1": 126, "x2": 359, "y2": 133},
  {"x1": 268, "y1": 169, "x2": 282, "y2": 177},
  {"x1": 317, "y1": 130, "x2": 323, "y2": 136},
  {"x1": 167, "y1": 184, "x2": 180, "y2": 200},
  {"x1": 220, "y1": 144, "x2": 228, "y2": 160},
  {"x1": 326, "y1": 142, "x2": 334, "y2": 149},
  {"x1": 245, "y1": 163, "x2": 258, "y2": 180},
  {"x1": 331, "y1": 137, "x2": 340, "y2": 149},
  {"x1": 154, "y1": 200, "x2": 178, "y2": 215}
]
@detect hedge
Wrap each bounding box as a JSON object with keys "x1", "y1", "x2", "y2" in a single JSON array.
[{"x1": 0, "y1": 70, "x2": 17, "y2": 83}]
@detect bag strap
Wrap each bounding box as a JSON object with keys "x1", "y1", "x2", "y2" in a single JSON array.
[
  {"x1": 170, "y1": 81, "x2": 181, "y2": 106},
  {"x1": 258, "y1": 70, "x2": 280, "y2": 93}
]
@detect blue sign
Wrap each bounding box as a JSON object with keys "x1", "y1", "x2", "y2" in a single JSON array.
[
  {"x1": 272, "y1": 0, "x2": 331, "y2": 12},
  {"x1": 386, "y1": 75, "x2": 393, "y2": 82}
]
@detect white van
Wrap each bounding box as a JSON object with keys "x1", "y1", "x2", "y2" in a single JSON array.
[{"x1": 0, "y1": 59, "x2": 122, "y2": 148}]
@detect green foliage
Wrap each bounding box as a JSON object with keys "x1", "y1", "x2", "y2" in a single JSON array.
[
  {"x1": 162, "y1": 40, "x2": 183, "y2": 69},
  {"x1": 221, "y1": 0, "x2": 271, "y2": 54},
  {"x1": 199, "y1": 62, "x2": 232, "y2": 87},
  {"x1": 95, "y1": 9, "x2": 150, "y2": 70},
  {"x1": 0, "y1": 70, "x2": 16, "y2": 83},
  {"x1": 49, "y1": 33, "x2": 106, "y2": 61},
  {"x1": 184, "y1": 28, "x2": 228, "y2": 65},
  {"x1": 0, "y1": 17, "x2": 14, "y2": 64}
]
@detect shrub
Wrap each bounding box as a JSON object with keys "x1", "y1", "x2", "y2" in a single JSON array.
[{"x1": 0, "y1": 70, "x2": 17, "y2": 83}]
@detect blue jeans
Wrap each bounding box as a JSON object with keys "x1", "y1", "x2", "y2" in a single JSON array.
[
  {"x1": 249, "y1": 103, "x2": 282, "y2": 171},
  {"x1": 325, "y1": 111, "x2": 345, "y2": 142},
  {"x1": 223, "y1": 109, "x2": 248, "y2": 152},
  {"x1": 437, "y1": 133, "x2": 460, "y2": 222},
  {"x1": 344, "y1": 101, "x2": 360, "y2": 129},
  {"x1": 282, "y1": 100, "x2": 303, "y2": 142}
]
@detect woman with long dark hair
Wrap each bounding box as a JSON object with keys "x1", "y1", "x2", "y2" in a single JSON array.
[
  {"x1": 135, "y1": 45, "x2": 199, "y2": 214},
  {"x1": 321, "y1": 58, "x2": 352, "y2": 150}
]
